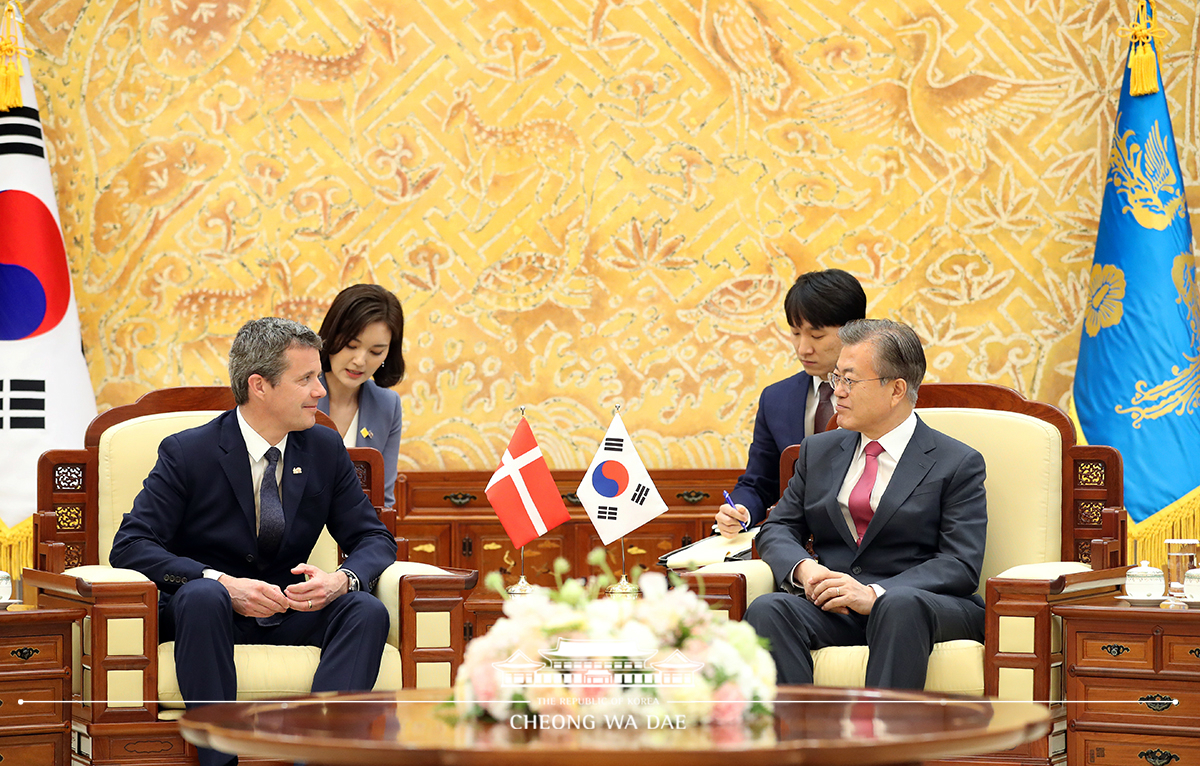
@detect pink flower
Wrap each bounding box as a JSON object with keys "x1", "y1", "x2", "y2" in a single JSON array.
[
  {"x1": 471, "y1": 661, "x2": 499, "y2": 704},
  {"x1": 711, "y1": 682, "x2": 747, "y2": 725}
]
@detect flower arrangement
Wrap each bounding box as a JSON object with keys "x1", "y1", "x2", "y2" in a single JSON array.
[{"x1": 453, "y1": 552, "x2": 776, "y2": 726}]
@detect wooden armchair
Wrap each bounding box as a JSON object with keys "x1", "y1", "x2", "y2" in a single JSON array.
[
  {"x1": 23, "y1": 387, "x2": 478, "y2": 766},
  {"x1": 680, "y1": 383, "x2": 1127, "y2": 766}
]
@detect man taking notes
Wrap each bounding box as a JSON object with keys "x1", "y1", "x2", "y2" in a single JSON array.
[
  {"x1": 745, "y1": 319, "x2": 986, "y2": 689},
  {"x1": 110, "y1": 317, "x2": 396, "y2": 766},
  {"x1": 715, "y1": 269, "x2": 867, "y2": 536}
]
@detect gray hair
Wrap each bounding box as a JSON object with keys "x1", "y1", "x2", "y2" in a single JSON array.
[
  {"x1": 229, "y1": 317, "x2": 322, "y2": 405},
  {"x1": 838, "y1": 319, "x2": 926, "y2": 406}
]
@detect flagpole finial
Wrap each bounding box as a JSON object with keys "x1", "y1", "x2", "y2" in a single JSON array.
[
  {"x1": 614, "y1": 403, "x2": 621, "y2": 414},
  {"x1": 0, "y1": 1, "x2": 30, "y2": 112},
  {"x1": 519, "y1": 405, "x2": 526, "y2": 417},
  {"x1": 1121, "y1": 0, "x2": 1163, "y2": 96}
]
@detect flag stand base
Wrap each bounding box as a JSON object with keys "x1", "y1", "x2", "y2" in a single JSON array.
[
  {"x1": 507, "y1": 575, "x2": 535, "y2": 598},
  {"x1": 606, "y1": 575, "x2": 640, "y2": 600}
]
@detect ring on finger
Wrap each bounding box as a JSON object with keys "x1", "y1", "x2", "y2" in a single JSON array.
[{"x1": 308, "y1": 599, "x2": 313, "y2": 609}]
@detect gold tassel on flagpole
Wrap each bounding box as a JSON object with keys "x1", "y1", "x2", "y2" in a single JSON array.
[
  {"x1": 0, "y1": 516, "x2": 33, "y2": 587},
  {"x1": 0, "y1": 1, "x2": 28, "y2": 112},
  {"x1": 1128, "y1": 486, "x2": 1200, "y2": 572},
  {"x1": 1122, "y1": 0, "x2": 1163, "y2": 97}
]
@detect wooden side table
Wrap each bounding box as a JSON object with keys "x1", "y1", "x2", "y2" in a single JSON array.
[
  {"x1": 0, "y1": 608, "x2": 84, "y2": 766},
  {"x1": 1055, "y1": 596, "x2": 1200, "y2": 766}
]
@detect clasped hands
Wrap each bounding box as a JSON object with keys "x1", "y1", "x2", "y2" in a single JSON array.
[
  {"x1": 794, "y1": 559, "x2": 876, "y2": 615},
  {"x1": 218, "y1": 564, "x2": 349, "y2": 619}
]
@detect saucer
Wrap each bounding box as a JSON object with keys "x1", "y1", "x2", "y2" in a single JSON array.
[{"x1": 1116, "y1": 595, "x2": 1166, "y2": 607}]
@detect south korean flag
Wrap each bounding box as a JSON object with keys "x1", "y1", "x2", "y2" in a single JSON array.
[
  {"x1": 576, "y1": 412, "x2": 668, "y2": 545},
  {"x1": 1, "y1": 0, "x2": 98, "y2": 532}
]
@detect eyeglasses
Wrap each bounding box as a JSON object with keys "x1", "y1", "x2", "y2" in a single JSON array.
[{"x1": 829, "y1": 373, "x2": 890, "y2": 392}]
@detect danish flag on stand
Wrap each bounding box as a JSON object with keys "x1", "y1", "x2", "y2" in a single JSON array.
[{"x1": 485, "y1": 418, "x2": 570, "y2": 548}]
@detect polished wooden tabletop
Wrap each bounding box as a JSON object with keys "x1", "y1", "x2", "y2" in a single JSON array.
[{"x1": 179, "y1": 686, "x2": 1050, "y2": 766}]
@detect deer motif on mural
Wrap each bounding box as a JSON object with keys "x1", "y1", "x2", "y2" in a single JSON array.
[
  {"x1": 260, "y1": 18, "x2": 400, "y2": 135},
  {"x1": 442, "y1": 89, "x2": 580, "y2": 223}
]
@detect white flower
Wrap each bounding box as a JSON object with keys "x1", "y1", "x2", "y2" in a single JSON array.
[
  {"x1": 454, "y1": 560, "x2": 776, "y2": 725},
  {"x1": 639, "y1": 571, "x2": 669, "y2": 600}
]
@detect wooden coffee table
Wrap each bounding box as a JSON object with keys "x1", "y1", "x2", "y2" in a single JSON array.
[{"x1": 179, "y1": 686, "x2": 1050, "y2": 766}]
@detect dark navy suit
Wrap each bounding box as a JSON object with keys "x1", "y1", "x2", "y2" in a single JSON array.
[
  {"x1": 110, "y1": 409, "x2": 396, "y2": 766},
  {"x1": 728, "y1": 371, "x2": 812, "y2": 527},
  {"x1": 746, "y1": 416, "x2": 987, "y2": 689}
]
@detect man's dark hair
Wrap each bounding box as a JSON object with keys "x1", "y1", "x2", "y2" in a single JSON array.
[
  {"x1": 229, "y1": 318, "x2": 322, "y2": 405},
  {"x1": 783, "y1": 269, "x2": 868, "y2": 329}
]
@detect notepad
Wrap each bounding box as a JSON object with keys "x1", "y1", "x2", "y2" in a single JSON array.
[{"x1": 659, "y1": 527, "x2": 761, "y2": 571}]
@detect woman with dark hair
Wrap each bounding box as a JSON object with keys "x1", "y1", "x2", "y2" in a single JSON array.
[{"x1": 317, "y1": 284, "x2": 406, "y2": 508}]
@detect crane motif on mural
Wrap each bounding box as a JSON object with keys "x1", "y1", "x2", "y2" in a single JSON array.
[
  {"x1": 802, "y1": 17, "x2": 1065, "y2": 209},
  {"x1": 698, "y1": 0, "x2": 798, "y2": 155}
]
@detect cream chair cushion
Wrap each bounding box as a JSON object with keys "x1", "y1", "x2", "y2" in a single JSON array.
[
  {"x1": 156, "y1": 642, "x2": 403, "y2": 708},
  {"x1": 91, "y1": 410, "x2": 455, "y2": 712},
  {"x1": 695, "y1": 407, "x2": 1071, "y2": 696},
  {"x1": 97, "y1": 410, "x2": 224, "y2": 566},
  {"x1": 918, "y1": 408, "x2": 1063, "y2": 585}
]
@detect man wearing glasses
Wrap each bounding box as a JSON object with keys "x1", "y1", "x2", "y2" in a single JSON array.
[{"x1": 745, "y1": 318, "x2": 987, "y2": 689}]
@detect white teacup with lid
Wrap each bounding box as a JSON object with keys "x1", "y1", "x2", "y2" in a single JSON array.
[
  {"x1": 1185, "y1": 563, "x2": 1200, "y2": 601},
  {"x1": 1125, "y1": 560, "x2": 1166, "y2": 599}
]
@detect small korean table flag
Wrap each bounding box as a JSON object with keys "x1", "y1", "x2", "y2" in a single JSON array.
[
  {"x1": 576, "y1": 412, "x2": 668, "y2": 545},
  {"x1": 485, "y1": 417, "x2": 570, "y2": 549}
]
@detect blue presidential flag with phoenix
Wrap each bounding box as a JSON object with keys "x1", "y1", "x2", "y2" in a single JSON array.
[{"x1": 1074, "y1": 0, "x2": 1200, "y2": 548}]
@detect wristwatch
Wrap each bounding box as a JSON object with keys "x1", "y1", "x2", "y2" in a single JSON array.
[{"x1": 338, "y1": 568, "x2": 361, "y2": 592}]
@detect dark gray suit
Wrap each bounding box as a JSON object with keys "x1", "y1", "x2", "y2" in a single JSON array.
[{"x1": 746, "y1": 415, "x2": 987, "y2": 688}]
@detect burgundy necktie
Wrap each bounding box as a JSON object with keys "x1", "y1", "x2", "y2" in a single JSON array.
[
  {"x1": 813, "y1": 381, "x2": 835, "y2": 434},
  {"x1": 848, "y1": 441, "x2": 884, "y2": 543}
]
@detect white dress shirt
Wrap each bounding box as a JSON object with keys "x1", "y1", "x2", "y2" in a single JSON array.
[
  {"x1": 790, "y1": 411, "x2": 919, "y2": 596},
  {"x1": 341, "y1": 409, "x2": 360, "y2": 449},
  {"x1": 202, "y1": 409, "x2": 289, "y2": 581},
  {"x1": 836, "y1": 411, "x2": 918, "y2": 543}
]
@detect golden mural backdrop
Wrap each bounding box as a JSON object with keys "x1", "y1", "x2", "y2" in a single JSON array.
[{"x1": 25, "y1": 0, "x2": 1200, "y2": 471}]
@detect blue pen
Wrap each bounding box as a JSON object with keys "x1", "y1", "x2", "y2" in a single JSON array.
[{"x1": 723, "y1": 490, "x2": 749, "y2": 532}]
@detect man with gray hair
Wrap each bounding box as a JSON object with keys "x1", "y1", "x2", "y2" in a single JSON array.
[
  {"x1": 746, "y1": 318, "x2": 987, "y2": 689},
  {"x1": 111, "y1": 317, "x2": 396, "y2": 766}
]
